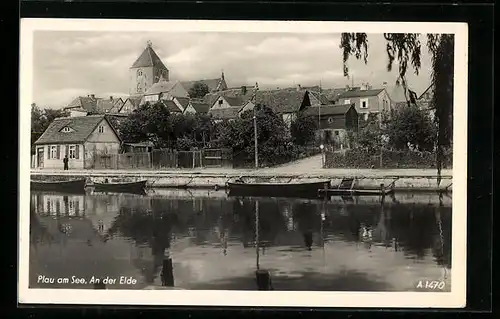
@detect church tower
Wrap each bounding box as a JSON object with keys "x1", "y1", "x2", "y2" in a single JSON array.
[{"x1": 129, "y1": 40, "x2": 169, "y2": 96}]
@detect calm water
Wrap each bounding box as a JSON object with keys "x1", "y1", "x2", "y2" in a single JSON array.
[{"x1": 29, "y1": 189, "x2": 452, "y2": 291}]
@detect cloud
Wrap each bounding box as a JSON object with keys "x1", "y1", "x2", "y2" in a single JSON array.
[{"x1": 31, "y1": 31, "x2": 432, "y2": 108}]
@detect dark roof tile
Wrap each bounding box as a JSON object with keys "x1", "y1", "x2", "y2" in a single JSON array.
[
  {"x1": 338, "y1": 88, "x2": 384, "y2": 98},
  {"x1": 190, "y1": 102, "x2": 210, "y2": 114},
  {"x1": 208, "y1": 106, "x2": 242, "y2": 119},
  {"x1": 303, "y1": 104, "x2": 354, "y2": 116},
  {"x1": 254, "y1": 89, "x2": 309, "y2": 113},
  {"x1": 34, "y1": 115, "x2": 117, "y2": 144},
  {"x1": 131, "y1": 44, "x2": 168, "y2": 70}
]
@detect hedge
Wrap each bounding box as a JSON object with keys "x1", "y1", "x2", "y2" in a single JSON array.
[{"x1": 324, "y1": 148, "x2": 453, "y2": 169}]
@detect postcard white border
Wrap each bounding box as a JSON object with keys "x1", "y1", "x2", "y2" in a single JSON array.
[{"x1": 19, "y1": 19, "x2": 468, "y2": 308}]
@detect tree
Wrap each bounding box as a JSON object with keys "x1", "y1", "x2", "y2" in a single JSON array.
[
  {"x1": 340, "y1": 33, "x2": 454, "y2": 183},
  {"x1": 290, "y1": 113, "x2": 318, "y2": 146},
  {"x1": 215, "y1": 105, "x2": 296, "y2": 167},
  {"x1": 188, "y1": 82, "x2": 210, "y2": 99},
  {"x1": 31, "y1": 103, "x2": 69, "y2": 153},
  {"x1": 118, "y1": 102, "x2": 172, "y2": 148},
  {"x1": 383, "y1": 105, "x2": 437, "y2": 151}
]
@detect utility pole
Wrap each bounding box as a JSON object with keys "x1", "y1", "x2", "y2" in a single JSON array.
[
  {"x1": 318, "y1": 80, "x2": 322, "y2": 145},
  {"x1": 253, "y1": 83, "x2": 259, "y2": 169}
]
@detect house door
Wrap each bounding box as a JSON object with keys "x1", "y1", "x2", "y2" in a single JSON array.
[{"x1": 37, "y1": 148, "x2": 44, "y2": 168}]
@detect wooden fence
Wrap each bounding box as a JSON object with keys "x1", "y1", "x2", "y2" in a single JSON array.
[{"x1": 87, "y1": 148, "x2": 233, "y2": 170}]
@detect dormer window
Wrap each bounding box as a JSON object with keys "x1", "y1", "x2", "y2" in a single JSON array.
[{"x1": 60, "y1": 126, "x2": 73, "y2": 133}]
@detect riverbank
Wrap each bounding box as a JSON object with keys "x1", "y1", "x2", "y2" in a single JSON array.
[{"x1": 30, "y1": 168, "x2": 453, "y2": 192}]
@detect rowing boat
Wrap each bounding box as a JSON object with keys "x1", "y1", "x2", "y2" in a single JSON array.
[
  {"x1": 227, "y1": 180, "x2": 331, "y2": 198},
  {"x1": 92, "y1": 180, "x2": 148, "y2": 193},
  {"x1": 30, "y1": 179, "x2": 86, "y2": 193}
]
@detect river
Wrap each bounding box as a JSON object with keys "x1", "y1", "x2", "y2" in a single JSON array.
[{"x1": 29, "y1": 189, "x2": 452, "y2": 291}]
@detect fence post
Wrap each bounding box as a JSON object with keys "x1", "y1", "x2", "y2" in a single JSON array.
[
  {"x1": 200, "y1": 149, "x2": 203, "y2": 168},
  {"x1": 192, "y1": 151, "x2": 195, "y2": 169}
]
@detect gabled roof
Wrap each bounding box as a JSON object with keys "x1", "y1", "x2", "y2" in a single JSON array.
[
  {"x1": 189, "y1": 102, "x2": 210, "y2": 114},
  {"x1": 34, "y1": 115, "x2": 121, "y2": 145},
  {"x1": 222, "y1": 96, "x2": 247, "y2": 107},
  {"x1": 124, "y1": 96, "x2": 143, "y2": 108},
  {"x1": 308, "y1": 91, "x2": 331, "y2": 105},
  {"x1": 203, "y1": 87, "x2": 257, "y2": 107},
  {"x1": 254, "y1": 89, "x2": 310, "y2": 114},
  {"x1": 173, "y1": 97, "x2": 190, "y2": 109},
  {"x1": 208, "y1": 106, "x2": 242, "y2": 120},
  {"x1": 162, "y1": 100, "x2": 183, "y2": 113},
  {"x1": 131, "y1": 43, "x2": 168, "y2": 70},
  {"x1": 95, "y1": 99, "x2": 116, "y2": 114},
  {"x1": 322, "y1": 88, "x2": 348, "y2": 103},
  {"x1": 144, "y1": 79, "x2": 179, "y2": 96},
  {"x1": 302, "y1": 103, "x2": 355, "y2": 116},
  {"x1": 65, "y1": 96, "x2": 102, "y2": 112},
  {"x1": 338, "y1": 88, "x2": 385, "y2": 99},
  {"x1": 180, "y1": 78, "x2": 223, "y2": 94}
]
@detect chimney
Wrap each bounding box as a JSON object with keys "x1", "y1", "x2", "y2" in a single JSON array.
[
  {"x1": 110, "y1": 96, "x2": 113, "y2": 101},
  {"x1": 91, "y1": 94, "x2": 95, "y2": 99},
  {"x1": 241, "y1": 86, "x2": 247, "y2": 95},
  {"x1": 383, "y1": 82, "x2": 388, "y2": 90}
]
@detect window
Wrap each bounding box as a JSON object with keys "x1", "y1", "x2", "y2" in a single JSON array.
[
  {"x1": 69, "y1": 145, "x2": 77, "y2": 159},
  {"x1": 334, "y1": 130, "x2": 339, "y2": 136},
  {"x1": 344, "y1": 99, "x2": 350, "y2": 104},
  {"x1": 98, "y1": 125, "x2": 105, "y2": 133},
  {"x1": 360, "y1": 98, "x2": 369, "y2": 109},
  {"x1": 50, "y1": 145, "x2": 57, "y2": 159},
  {"x1": 137, "y1": 69, "x2": 143, "y2": 77},
  {"x1": 328, "y1": 117, "x2": 334, "y2": 123},
  {"x1": 218, "y1": 99, "x2": 223, "y2": 105}
]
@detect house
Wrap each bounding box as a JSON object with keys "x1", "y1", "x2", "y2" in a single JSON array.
[
  {"x1": 336, "y1": 84, "x2": 392, "y2": 121},
  {"x1": 184, "y1": 100, "x2": 210, "y2": 115},
  {"x1": 162, "y1": 100, "x2": 184, "y2": 113},
  {"x1": 172, "y1": 97, "x2": 190, "y2": 112},
  {"x1": 303, "y1": 103, "x2": 358, "y2": 147},
  {"x1": 64, "y1": 94, "x2": 101, "y2": 114},
  {"x1": 119, "y1": 96, "x2": 143, "y2": 114},
  {"x1": 142, "y1": 77, "x2": 189, "y2": 104},
  {"x1": 250, "y1": 89, "x2": 312, "y2": 127},
  {"x1": 208, "y1": 107, "x2": 243, "y2": 122},
  {"x1": 322, "y1": 87, "x2": 350, "y2": 104},
  {"x1": 33, "y1": 115, "x2": 122, "y2": 170},
  {"x1": 180, "y1": 71, "x2": 228, "y2": 95},
  {"x1": 64, "y1": 95, "x2": 125, "y2": 116}
]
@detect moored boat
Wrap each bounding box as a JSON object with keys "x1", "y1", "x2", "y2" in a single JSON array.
[
  {"x1": 30, "y1": 179, "x2": 87, "y2": 193},
  {"x1": 227, "y1": 179, "x2": 331, "y2": 198},
  {"x1": 317, "y1": 177, "x2": 395, "y2": 198},
  {"x1": 91, "y1": 180, "x2": 148, "y2": 194}
]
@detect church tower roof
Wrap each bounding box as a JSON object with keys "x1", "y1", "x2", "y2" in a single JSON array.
[{"x1": 130, "y1": 40, "x2": 168, "y2": 70}]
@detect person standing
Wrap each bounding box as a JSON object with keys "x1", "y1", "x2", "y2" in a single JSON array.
[{"x1": 63, "y1": 155, "x2": 69, "y2": 170}]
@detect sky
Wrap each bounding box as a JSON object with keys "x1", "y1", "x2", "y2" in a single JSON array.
[{"x1": 32, "y1": 31, "x2": 433, "y2": 108}]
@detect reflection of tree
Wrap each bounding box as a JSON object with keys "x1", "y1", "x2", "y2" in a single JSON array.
[{"x1": 232, "y1": 198, "x2": 288, "y2": 247}]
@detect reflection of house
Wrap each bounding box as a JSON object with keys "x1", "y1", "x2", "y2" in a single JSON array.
[
  {"x1": 31, "y1": 193, "x2": 85, "y2": 216},
  {"x1": 336, "y1": 84, "x2": 392, "y2": 121},
  {"x1": 33, "y1": 115, "x2": 122, "y2": 169},
  {"x1": 302, "y1": 103, "x2": 358, "y2": 147}
]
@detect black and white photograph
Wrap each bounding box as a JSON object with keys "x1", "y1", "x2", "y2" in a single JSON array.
[{"x1": 19, "y1": 19, "x2": 467, "y2": 307}]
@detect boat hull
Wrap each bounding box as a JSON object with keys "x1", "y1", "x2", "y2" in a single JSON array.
[
  {"x1": 227, "y1": 180, "x2": 331, "y2": 198},
  {"x1": 318, "y1": 187, "x2": 394, "y2": 197},
  {"x1": 92, "y1": 180, "x2": 147, "y2": 194},
  {"x1": 30, "y1": 179, "x2": 86, "y2": 193}
]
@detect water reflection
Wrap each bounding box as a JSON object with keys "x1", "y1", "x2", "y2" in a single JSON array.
[{"x1": 30, "y1": 190, "x2": 452, "y2": 291}]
